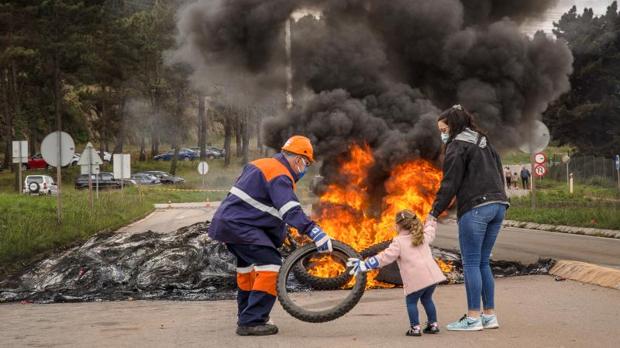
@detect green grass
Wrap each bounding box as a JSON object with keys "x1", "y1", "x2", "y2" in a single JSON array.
[
  {"x1": 507, "y1": 180, "x2": 620, "y2": 230},
  {"x1": 0, "y1": 154, "x2": 321, "y2": 277},
  {"x1": 0, "y1": 187, "x2": 228, "y2": 276}
]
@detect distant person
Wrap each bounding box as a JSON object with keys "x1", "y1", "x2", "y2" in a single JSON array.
[
  {"x1": 348, "y1": 210, "x2": 446, "y2": 336},
  {"x1": 512, "y1": 172, "x2": 519, "y2": 189},
  {"x1": 504, "y1": 167, "x2": 512, "y2": 188},
  {"x1": 520, "y1": 167, "x2": 531, "y2": 189},
  {"x1": 208, "y1": 135, "x2": 333, "y2": 336},
  {"x1": 428, "y1": 105, "x2": 509, "y2": 331}
]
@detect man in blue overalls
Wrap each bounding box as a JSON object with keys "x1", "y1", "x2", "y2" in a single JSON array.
[{"x1": 208, "y1": 135, "x2": 333, "y2": 336}]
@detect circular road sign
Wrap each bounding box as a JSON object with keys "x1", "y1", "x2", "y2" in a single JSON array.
[
  {"x1": 534, "y1": 164, "x2": 547, "y2": 177},
  {"x1": 534, "y1": 152, "x2": 547, "y2": 165},
  {"x1": 41, "y1": 131, "x2": 75, "y2": 167},
  {"x1": 198, "y1": 161, "x2": 209, "y2": 175}
]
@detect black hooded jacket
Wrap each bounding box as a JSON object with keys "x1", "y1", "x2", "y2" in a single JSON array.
[{"x1": 430, "y1": 128, "x2": 509, "y2": 219}]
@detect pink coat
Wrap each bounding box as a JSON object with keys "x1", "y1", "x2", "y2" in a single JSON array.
[{"x1": 374, "y1": 226, "x2": 446, "y2": 295}]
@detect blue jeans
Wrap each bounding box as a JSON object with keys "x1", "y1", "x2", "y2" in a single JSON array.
[
  {"x1": 458, "y1": 203, "x2": 506, "y2": 311},
  {"x1": 405, "y1": 285, "x2": 437, "y2": 326}
]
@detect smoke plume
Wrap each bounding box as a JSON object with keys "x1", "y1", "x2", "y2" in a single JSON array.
[{"x1": 172, "y1": 0, "x2": 573, "y2": 193}]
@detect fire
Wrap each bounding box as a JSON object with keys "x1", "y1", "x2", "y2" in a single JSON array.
[
  {"x1": 309, "y1": 144, "x2": 444, "y2": 287},
  {"x1": 435, "y1": 258, "x2": 454, "y2": 273}
]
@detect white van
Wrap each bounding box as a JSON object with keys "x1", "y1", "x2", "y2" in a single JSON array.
[{"x1": 23, "y1": 175, "x2": 57, "y2": 195}]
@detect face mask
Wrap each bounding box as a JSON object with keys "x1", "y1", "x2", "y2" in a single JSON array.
[
  {"x1": 296, "y1": 157, "x2": 308, "y2": 180},
  {"x1": 441, "y1": 133, "x2": 450, "y2": 144}
]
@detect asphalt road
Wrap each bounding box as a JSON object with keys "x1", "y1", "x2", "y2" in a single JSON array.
[
  {"x1": 434, "y1": 221, "x2": 620, "y2": 268},
  {"x1": 139, "y1": 203, "x2": 620, "y2": 268}
]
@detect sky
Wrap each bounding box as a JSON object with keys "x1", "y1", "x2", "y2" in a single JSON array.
[{"x1": 521, "y1": 0, "x2": 614, "y2": 35}]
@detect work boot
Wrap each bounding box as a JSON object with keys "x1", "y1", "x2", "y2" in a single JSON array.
[{"x1": 236, "y1": 324, "x2": 279, "y2": 336}]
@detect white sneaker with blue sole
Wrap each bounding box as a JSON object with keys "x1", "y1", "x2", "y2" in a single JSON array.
[
  {"x1": 446, "y1": 315, "x2": 484, "y2": 331},
  {"x1": 481, "y1": 314, "x2": 499, "y2": 329}
]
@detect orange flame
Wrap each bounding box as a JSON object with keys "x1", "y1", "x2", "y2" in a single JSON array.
[{"x1": 309, "y1": 144, "x2": 444, "y2": 287}]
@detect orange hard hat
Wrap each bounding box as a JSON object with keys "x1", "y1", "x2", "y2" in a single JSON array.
[{"x1": 281, "y1": 135, "x2": 314, "y2": 163}]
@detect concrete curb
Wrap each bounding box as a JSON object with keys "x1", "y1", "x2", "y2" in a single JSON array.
[
  {"x1": 550, "y1": 260, "x2": 620, "y2": 290},
  {"x1": 503, "y1": 219, "x2": 620, "y2": 239}
]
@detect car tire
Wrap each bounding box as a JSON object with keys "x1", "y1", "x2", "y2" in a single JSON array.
[
  {"x1": 291, "y1": 255, "x2": 352, "y2": 290},
  {"x1": 28, "y1": 182, "x2": 40, "y2": 194},
  {"x1": 277, "y1": 240, "x2": 366, "y2": 323}
]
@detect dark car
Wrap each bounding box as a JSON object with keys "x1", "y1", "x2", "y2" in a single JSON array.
[
  {"x1": 190, "y1": 146, "x2": 225, "y2": 159},
  {"x1": 75, "y1": 172, "x2": 135, "y2": 190},
  {"x1": 153, "y1": 149, "x2": 198, "y2": 161},
  {"x1": 141, "y1": 171, "x2": 185, "y2": 185}
]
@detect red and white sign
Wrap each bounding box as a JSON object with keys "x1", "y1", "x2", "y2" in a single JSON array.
[
  {"x1": 534, "y1": 152, "x2": 547, "y2": 165},
  {"x1": 534, "y1": 164, "x2": 547, "y2": 177}
]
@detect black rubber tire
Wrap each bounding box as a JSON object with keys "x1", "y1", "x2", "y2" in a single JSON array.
[
  {"x1": 360, "y1": 240, "x2": 392, "y2": 259},
  {"x1": 277, "y1": 240, "x2": 367, "y2": 323},
  {"x1": 28, "y1": 182, "x2": 40, "y2": 194},
  {"x1": 290, "y1": 239, "x2": 393, "y2": 290},
  {"x1": 291, "y1": 250, "x2": 353, "y2": 290}
]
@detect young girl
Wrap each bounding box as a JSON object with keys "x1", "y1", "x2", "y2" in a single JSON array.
[{"x1": 347, "y1": 210, "x2": 446, "y2": 336}]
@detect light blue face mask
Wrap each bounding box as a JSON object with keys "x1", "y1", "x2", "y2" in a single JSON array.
[
  {"x1": 441, "y1": 133, "x2": 450, "y2": 144},
  {"x1": 296, "y1": 157, "x2": 308, "y2": 180}
]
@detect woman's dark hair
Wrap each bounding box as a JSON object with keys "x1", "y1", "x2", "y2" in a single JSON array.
[{"x1": 438, "y1": 105, "x2": 486, "y2": 140}]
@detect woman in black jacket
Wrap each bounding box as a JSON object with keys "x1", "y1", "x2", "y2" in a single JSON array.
[{"x1": 426, "y1": 105, "x2": 509, "y2": 332}]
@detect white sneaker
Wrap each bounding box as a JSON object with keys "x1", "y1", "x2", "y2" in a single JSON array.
[
  {"x1": 446, "y1": 315, "x2": 483, "y2": 331},
  {"x1": 481, "y1": 314, "x2": 499, "y2": 329}
]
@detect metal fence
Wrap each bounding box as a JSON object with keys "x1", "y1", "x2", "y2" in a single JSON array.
[{"x1": 547, "y1": 154, "x2": 619, "y2": 188}]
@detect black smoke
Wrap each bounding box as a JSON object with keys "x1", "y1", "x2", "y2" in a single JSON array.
[{"x1": 172, "y1": 0, "x2": 573, "y2": 196}]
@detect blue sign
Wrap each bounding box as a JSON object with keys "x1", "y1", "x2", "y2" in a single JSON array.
[{"x1": 616, "y1": 155, "x2": 620, "y2": 171}]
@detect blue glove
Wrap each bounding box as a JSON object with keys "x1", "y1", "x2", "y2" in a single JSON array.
[
  {"x1": 346, "y1": 257, "x2": 380, "y2": 275},
  {"x1": 308, "y1": 226, "x2": 333, "y2": 253}
]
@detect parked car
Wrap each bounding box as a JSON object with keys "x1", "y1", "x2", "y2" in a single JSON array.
[
  {"x1": 190, "y1": 146, "x2": 226, "y2": 159},
  {"x1": 153, "y1": 149, "x2": 198, "y2": 161},
  {"x1": 140, "y1": 171, "x2": 185, "y2": 185},
  {"x1": 130, "y1": 173, "x2": 161, "y2": 185},
  {"x1": 23, "y1": 175, "x2": 57, "y2": 195},
  {"x1": 23, "y1": 154, "x2": 49, "y2": 170},
  {"x1": 70, "y1": 153, "x2": 80, "y2": 166},
  {"x1": 75, "y1": 172, "x2": 135, "y2": 190}
]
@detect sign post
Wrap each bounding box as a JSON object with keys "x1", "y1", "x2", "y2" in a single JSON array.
[
  {"x1": 198, "y1": 161, "x2": 209, "y2": 202},
  {"x1": 78, "y1": 142, "x2": 103, "y2": 209},
  {"x1": 12, "y1": 140, "x2": 28, "y2": 194},
  {"x1": 41, "y1": 131, "x2": 75, "y2": 224},
  {"x1": 113, "y1": 154, "x2": 131, "y2": 192},
  {"x1": 615, "y1": 154, "x2": 620, "y2": 190},
  {"x1": 562, "y1": 154, "x2": 571, "y2": 189}
]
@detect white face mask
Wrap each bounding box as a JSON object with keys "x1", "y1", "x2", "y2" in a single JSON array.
[{"x1": 441, "y1": 133, "x2": 450, "y2": 144}]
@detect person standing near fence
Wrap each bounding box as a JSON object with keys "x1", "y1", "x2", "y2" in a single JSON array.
[
  {"x1": 504, "y1": 167, "x2": 512, "y2": 189},
  {"x1": 520, "y1": 167, "x2": 531, "y2": 189}
]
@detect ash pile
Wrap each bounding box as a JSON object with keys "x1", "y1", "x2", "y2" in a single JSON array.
[
  {"x1": 0, "y1": 222, "x2": 554, "y2": 303},
  {"x1": 0, "y1": 222, "x2": 237, "y2": 303}
]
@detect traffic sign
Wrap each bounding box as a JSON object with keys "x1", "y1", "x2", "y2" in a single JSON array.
[
  {"x1": 534, "y1": 164, "x2": 547, "y2": 177},
  {"x1": 198, "y1": 161, "x2": 209, "y2": 175},
  {"x1": 534, "y1": 152, "x2": 547, "y2": 165},
  {"x1": 80, "y1": 165, "x2": 100, "y2": 175},
  {"x1": 77, "y1": 142, "x2": 103, "y2": 166},
  {"x1": 615, "y1": 155, "x2": 619, "y2": 171},
  {"x1": 113, "y1": 154, "x2": 131, "y2": 179},
  {"x1": 41, "y1": 131, "x2": 75, "y2": 167},
  {"x1": 12, "y1": 141, "x2": 28, "y2": 163}
]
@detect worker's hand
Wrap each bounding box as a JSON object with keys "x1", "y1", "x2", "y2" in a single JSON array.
[
  {"x1": 308, "y1": 226, "x2": 333, "y2": 253},
  {"x1": 346, "y1": 257, "x2": 379, "y2": 275}
]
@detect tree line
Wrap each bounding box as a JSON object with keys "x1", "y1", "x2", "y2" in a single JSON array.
[
  {"x1": 1, "y1": 0, "x2": 619, "y2": 180},
  {"x1": 0, "y1": 0, "x2": 273, "y2": 176}
]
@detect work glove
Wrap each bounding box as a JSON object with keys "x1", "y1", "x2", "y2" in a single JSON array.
[
  {"x1": 346, "y1": 257, "x2": 379, "y2": 275},
  {"x1": 308, "y1": 226, "x2": 333, "y2": 253}
]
